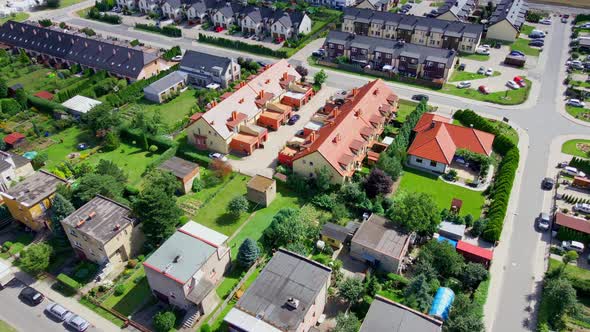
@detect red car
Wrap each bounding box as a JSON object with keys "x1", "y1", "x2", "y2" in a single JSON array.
[
  {"x1": 215, "y1": 26, "x2": 224, "y2": 32},
  {"x1": 275, "y1": 37, "x2": 284, "y2": 43},
  {"x1": 478, "y1": 85, "x2": 490, "y2": 94},
  {"x1": 513, "y1": 76, "x2": 526, "y2": 87}
]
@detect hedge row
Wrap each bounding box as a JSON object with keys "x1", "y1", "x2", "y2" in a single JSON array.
[
  {"x1": 105, "y1": 65, "x2": 178, "y2": 107},
  {"x1": 198, "y1": 33, "x2": 288, "y2": 58},
  {"x1": 56, "y1": 273, "x2": 81, "y2": 290},
  {"x1": 453, "y1": 110, "x2": 520, "y2": 242},
  {"x1": 55, "y1": 71, "x2": 108, "y2": 103},
  {"x1": 27, "y1": 95, "x2": 66, "y2": 115},
  {"x1": 119, "y1": 127, "x2": 176, "y2": 152},
  {"x1": 574, "y1": 14, "x2": 590, "y2": 24},
  {"x1": 136, "y1": 24, "x2": 181, "y2": 37},
  {"x1": 570, "y1": 157, "x2": 590, "y2": 175},
  {"x1": 87, "y1": 8, "x2": 121, "y2": 24},
  {"x1": 176, "y1": 143, "x2": 211, "y2": 167}
]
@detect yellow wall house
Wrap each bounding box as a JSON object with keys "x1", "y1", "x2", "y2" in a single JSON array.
[{"x1": 0, "y1": 170, "x2": 67, "y2": 231}]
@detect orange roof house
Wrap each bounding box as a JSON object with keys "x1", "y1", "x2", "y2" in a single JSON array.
[
  {"x1": 407, "y1": 114, "x2": 495, "y2": 173},
  {"x1": 291, "y1": 79, "x2": 398, "y2": 184},
  {"x1": 4, "y1": 132, "x2": 26, "y2": 148}
]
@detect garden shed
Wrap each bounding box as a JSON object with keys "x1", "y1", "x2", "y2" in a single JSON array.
[
  {"x1": 438, "y1": 221, "x2": 465, "y2": 241},
  {"x1": 246, "y1": 175, "x2": 276, "y2": 207},
  {"x1": 61, "y1": 95, "x2": 102, "y2": 118}
]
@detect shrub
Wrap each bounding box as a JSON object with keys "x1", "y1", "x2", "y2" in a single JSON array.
[
  {"x1": 198, "y1": 33, "x2": 288, "y2": 58},
  {"x1": 136, "y1": 23, "x2": 181, "y2": 37},
  {"x1": 127, "y1": 259, "x2": 138, "y2": 268},
  {"x1": 2, "y1": 241, "x2": 13, "y2": 252},
  {"x1": 38, "y1": 19, "x2": 52, "y2": 27},
  {"x1": 57, "y1": 273, "x2": 81, "y2": 290},
  {"x1": 114, "y1": 284, "x2": 126, "y2": 296},
  {"x1": 191, "y1": 179, "x2": 204, "y2": 192},
  {"x1": 87, "y1": 7, "x2": 121, "y2": 24},
  {"x1": 153, "y1": 311, "x2": 176, "y2": 332},
  {"x1": 149, "y1": 145, "x2": 158, "y2": 153}
]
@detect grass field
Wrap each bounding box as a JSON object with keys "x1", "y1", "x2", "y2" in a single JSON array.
[
  {"x1": 548, "y1": 258, "x2": 590, "y2": 279},
  {"x1": 442, "y1": 79, "x2": 531, "y2": 105},
  {"x1": 511, "y1": 38, "x2": 541, "y2": 57},
  {"x1": 562, "y1": 139, "x2": 590, "y2": 158},
  {"x1": 0, "y1": 320, "x2": 17, "y2": 332},
  {"x1": 521, "y1": 24, "x2": 535, "y2": 35},
  {"x1": 459, "y1": 53, "x2": 491, "y2": 61},
  {"x1": 0, "y1": 12, "x2": 29, "y2": 25},
  {"x1": 398, "y1": 167, "x2": 485, "y2": 217},
  {"x1": 566, "y1": 105, "x2": 590, "y2": 123},
  {"x1": 42, "y1": 127, "x2": 97, "y2": 168},
  {"x1": 396, "y1": 99, "x2": 418, "y2": 123},
  {"x1": 124, "y1": 89, "x2": 198, "y2": 132},
  {"x1": 449, "y1": 70, "x2": 501, "y2": 82},
  {"x1": 79, "y1": 297, "x2": 126, "y2": 328},
  {"x1": 102, "y1": 268, "x2": 151, "y2": 316},
  {"x1": 7, "y1": 68, "x2": 83, "y2": 93}
]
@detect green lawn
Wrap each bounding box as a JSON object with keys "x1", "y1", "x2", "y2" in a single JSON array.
[
  {"x1": 510, "y1": 38, "x2": 540, "y2": 57},
  {"x1": 7, "y1": 68, "x2": 83, "y2": 93},
  {"x1": 521, "y1": 24, "x2": 535, "y2": 35},
  {"x1": 449, "y1": 70, "x2": 500, "y2": 82},
  {"x1": 396, "y1": 99, "x2": 418, "y2": 123},
  {"x1": 79, "y1": 297, "x2": 126, "y2": 328},
  {"x1": 42, "y1": 127, "x2": 97, "y2": 168},
  {"x1": 102, "y1": 268, "x2": 151, "y2": 316},
  {"x1": 189, "y1": 174, "x2": 251, "y2": 236},
  {"x1": 0, "y1": 233, "x2": 34, "y2": 259},
  {"x1": 0, "y1": 12, "x2": 29, "y2": 25},
  {"x1": 459, "y1": 53, "x2": 491, "y2": 61},
  {"x1": 0, "y1": 320, "x2": 17, "y2": 332},
  {"x1": 548, "y1": 258, "x2": 590, "y2": 280},
  {"x1": 398, "y1": 167, "x2": 485, "y2": 217},
  {"x1": 562, "y1": 139, "x2": 590, "y2": 158},
  {"x1": 57, "y1": 0, "x2": 85, "y2": 8},
  {"x1": 442, "y1": 79, "x2": 532, "y2": 105},
  {"x1": 566, "y1": 105, "x2": 590, "y2": 123}
]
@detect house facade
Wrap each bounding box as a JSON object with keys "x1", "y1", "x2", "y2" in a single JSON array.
[
  {"x1": 143, "y1": 71, "x2": 188, "y2": 103},
  {"x1": 138, "y1": 0, "x2": 161, "y2": 14},
  {"x1": 144, "y1": 221, "x2": 230, "y2": 316},
  {"x1": 116, "y1": 0, "x2": 138, "y2": 10},
  {"x1": 179, "y1": 50, "x2": 240, "y2": 89},
  {"x1": 342, "y1": 8, "x2": 483, "y2": 53},
  {"x1": 224, "y1": 249, "x2": 331, "y2": 332},
  {"x1": 0, "y1": 170, "x2": 67, "y2": 231},
  {"x1": 61, "y1": 195, "x2": 144, "y2": 265},
  {"x1": 435, "y1": 0, "x2": 479, "y2": 22},
  {"x1": 290, "y1": 79, "x2": 398, "y2": 184},
  {"x1": 407, "y1": 113, "x2": 495, "y2": 173},
  {"x1": 487, "y1": 0, "x2": 528, "y2": 42},
  {"x1": 0, "y1": 151, "x2": 34, "y2": 192},
  {"x1": 0, "y1": 21, "x2": 169, "y2": 82}
]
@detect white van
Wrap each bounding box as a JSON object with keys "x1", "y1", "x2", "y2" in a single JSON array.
[
  {"x1": 574, "y1": 203, "x2": 590, "y2": 214},
  {"x1": 563, "y1": 166, "x2": 579, "y2": 176},
  {"x1": 562, "y1": 241, "x2": 585, "y2": 253}
]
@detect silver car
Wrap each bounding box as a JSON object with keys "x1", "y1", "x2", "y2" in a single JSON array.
[
  {"x1": 537, "y1": 213, "x2": 550, "y2": 231},
  {"x1": 45, "y1": 302, "x2": 72, "y2": 322},
  {"x1": 66, "y1": 315, "x2": 90, "y2": 332}
]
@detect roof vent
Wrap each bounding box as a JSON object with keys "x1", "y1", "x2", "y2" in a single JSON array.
[
  {"x1": 286, "y1": 297, "x2": 300, "y2": 309},
  {"x1": 114, "y1": 224, "x2": 121, "y2": 231},
  {"x1": 173, "y1": 255, "x2": 182, "y2": 263}
]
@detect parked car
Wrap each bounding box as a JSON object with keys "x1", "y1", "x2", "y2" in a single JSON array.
[
  {"x1": 477, "y1": 66, "x2": 486, "y2": 74},
  {"x1": 539, "y1": 18, "x2": 552, "y2": 25},
  {"x1": 537, "y1": 212, "x2": 551, "y2": 231},
  {"x1": 529, "y1": 40, "x2": 545, "y2": 47},
  {"x1": 19, "y1": 287, "x2": 44, "y2": 306},
  {"x1": 45, "y1": 303, "x2": 72, "y2": 322},
  {"x1": 66, "y1": 315, "x2": 90, "y2": 332},
  {"x1": 506, "y1": 80, "x2": 520, "y2": 89},
  {"x1": 574, "y1": 203, "x2": 590, "y2": 214},
  {"x1": 458, "y1": 63, "x2": 466, "y2": 71},
  {"x1": 478, "y1": 85, "x2": 490, "y2": 94},
  {"x1": 476, "y1": 47, "x2": 490, "y2": 55},
  {"x1": 208, "y1": 152, "x2": 228, "y2": 162},
  {"x1": 510, "y1": 50, "x2": 525, "y2": 57},
  {"x1": 485, "y1": 68, "x2": 494, "y2": 76},
  {"x1": 171, "y1": 55, "x2": 183, "y2": 62},
  {"x1": 457, "y1": 81, "x2": 471, "y2": 89},
  {"x1": 513, "y1": 76, "x2": 526, "y2": 87},
  {"x1": 411, "y1": 94, "x2": 429, "y2": 101},
  {"x1": 312, "y1": 49, "x2": 325, "y2": 57},
  {"x1": 563, "y1": 166, "x2": 584, "y2": 177},
  {"x1": 214, "y1": 26, "x2": 224, "y2": 32},
  {"x1": 567, "y1": 98, "x2": 586, "y2": 107},
  {"x1": 529, "y1": 31, "x2": 545, "y2": 39},
  {"x1": 562, "y1": 241, "x2": 585, "y2": 253},
  {"x1": 542, "y1": 177, "x2": 555, "y2": 190},
  {"x1": 288, "y1": 114, "x2": 300, "y2": 125}
]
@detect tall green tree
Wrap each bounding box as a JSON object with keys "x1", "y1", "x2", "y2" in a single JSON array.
[
  {"x1": 417, "y1": 240, "x2": 465, "y2": 280},
  {"x1": 143, "y1": 169, "x2": 179, "y2": 196},
  {"x1": 0, "y1": 78, "x2": 7, "y2": 98},
  {"x1": 444, "y1": 294, "x2": 485, "y2": 332},
  {"x1": 263, "y1": 208, "x2": 316, "y2": 249},
  {"x1": 387, "y1": 191, "x2": 441, "y2": 236},
  {"x1": 313, "y1": 69, "x2": 327, "y2": 86},
  {"x1": 19, "y1": 243, "x2": 53, "y2": 274},
  {"x1": 333, "y1": 313, "x2": 361, "y2": 332},
  {"x1": 72, "y1": 174, "x2": 124, "y2": 207},
  {"x1": 237, "y1": 238, "x2": 259, "y2": 267},
  {"x1": 338, "y1": 277, "x2": 364, "y2": 304},
  {"x1": 95, "y1": 159, "x2": 127, "y2": 183},
  {"x1": 404, "y1": 274, "x2": 433, "y2": 312},
  {"x1": 14, "y1": 88, "x2": 27, "y2": 109},
  {"x1": 227, "y1": 195, "x2": 249, "y2": 218},
  {"x1": 376, "y1": 154, "x2": 403, "y2": 180},
  {"x1": 103, "y1": 131, "x2": 120, "y2": 152},
  {"x1": 50, "y1": 193, "x2": 75, "y2": 236},
  {"x1": 82, "y1": 104, "x2": 120, "y2": 134},
  {"x1": 153, "y1": 311, "x2": 175, "y2": 332},
  {"x1": 544, "y1": 277, "x2": 578, "y2": 328},
  {"x1": 18, "y1": 49, "x2": 30, "y2": 64},
  {"x1": 460, "y1": 262, "x2": 489, "y2": 290}
]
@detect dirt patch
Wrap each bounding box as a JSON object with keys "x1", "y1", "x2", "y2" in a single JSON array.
[{"x1": 576, "y1": 143, "x2": 590, "y2": 153}]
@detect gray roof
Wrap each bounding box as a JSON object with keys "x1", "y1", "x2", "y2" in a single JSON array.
[
  {"x1": 0, "y1": 151, "x2": 30, "y2": 171},
  {"x1": 180, "y1": 50, "x2": 233, "y2": 76},
  {"x1": 158, "y1": 156, "x2": 199, "y2": 179},
  {"x1": 360, "y1": 296, "x2": 443, "y2": 332},
  {"x1": 9, "y1": 153, "x2": 31, "y2": 168},
  {"x1": 235, "y1": 249, "x2": 332, "y2": 331},
  {"x1": 3, "y1": 170, "x2": 67, "y2": 206},
  {"x1": 143, "y1": 71, "x2": 187, "y2": 95},
  {"x1": 351, "y1": 214, "x2": 411, "y2": 260},
  {"x1": 325, "y1": 31, "x2": 457, "y2": 67},
  {"x1": 342, "y1": 8, "x2": 483, "y2": 39},
  {"x1": 436, "y1": 0, "x2": 477, "y2": 21},
  {"x1": 321, "y1": 222, "x2": 351, "y2": 242},
  {"x1": 489, "y1": 0, "x2": 528, "y2": 29},
  {"x1": 0, "y1": 21, "x2": 160, "y2": 79},
  {"x1": 144, "y1": 221, "x2": 227, "y2": 284},
  {"x1": 61, "y1": 195, "x2": 134, "y2": 244}
]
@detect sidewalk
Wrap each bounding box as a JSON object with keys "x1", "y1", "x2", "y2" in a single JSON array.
[{"x1": 0, "y1": 257, "x2": 121, "y2": 332}]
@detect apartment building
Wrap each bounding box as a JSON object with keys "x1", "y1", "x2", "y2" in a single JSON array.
[
  {"x1": 61, "y1": 195, "x2": 143, "y2": 265},
  {"x1": 179, "y1": 50, "x2": 240, "y2": 89},
  {"x1": 0, "y1": 21, "x2": 169, "y2": 81},
  {"x1": 287, "y1": 79, "x2": 398, "y2": 184},
  {"x1": 324, "y1": 31, "x2": 457, "y2": 81},
  {"x1": 487, "y1": 0, "x2": 528, "y2": 42},
  {"x1": 186, "y1": 60, "x2": 313, "y2": 155},
  {"x1": 342, "y1": 8, "x2": 483, "y2": 53}
]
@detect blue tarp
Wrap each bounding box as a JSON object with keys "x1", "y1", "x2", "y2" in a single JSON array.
[
  {"x1": 428, "y1": 287, "x2": 455, "y2": 320},
  {"x1": 436, "y1": 236, "x2": 458, "y2": 248}
]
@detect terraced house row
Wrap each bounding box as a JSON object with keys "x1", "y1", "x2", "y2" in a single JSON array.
[{"x1": 342, "y1": 8, "x2": 483, "y2": 54}]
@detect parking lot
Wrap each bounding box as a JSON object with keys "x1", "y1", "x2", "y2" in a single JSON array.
[{"x1": 0, "y1": 278, "x2": 99, "y2": 332}]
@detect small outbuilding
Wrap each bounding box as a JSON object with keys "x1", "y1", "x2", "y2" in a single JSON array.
[
  {"x1": 3, "y1": 132, "x2": 26, "y2": 149},
  {"x1": 246, "y1": 174, "x2": 276, "y2": 207},
  {"x1": 438, "y1": 221, "x2": 466, "y2": 241},
  {"x1": 456, "y1": 240, "x2": 493, "y2": 268},
  {"x1": 143, "y1": 71, "x2": 188, "y2": 104},
  {"x1": 321, "y1": 222, "x2": 356, "y2": 248},
  {"x1": 33, "y1": 90, "x2": 54, "y2": 101},
  {"x1": 61, "y1": 95, "x2": 102, "y2": 118},
  {"x1": 158, "y1": 156, "x2": 200, "y2": 194}
]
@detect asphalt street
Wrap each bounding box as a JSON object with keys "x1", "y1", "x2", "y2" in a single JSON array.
[
  {"x1": 0, "y1": 278, "x2": 99, "y2": 332},
  {"x1": 28, "y1": 4, "x2": 590, "y2": 332}
]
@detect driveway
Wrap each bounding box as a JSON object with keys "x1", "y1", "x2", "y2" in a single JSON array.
[
  {"x1": 0, "y1": 278, "x2": 100, "y2": 332},
  {"x1": 228, "y1": 86, "x2": 337, "y2": 177}
]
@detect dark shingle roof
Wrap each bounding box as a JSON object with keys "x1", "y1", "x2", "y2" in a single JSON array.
[
  {"x1": 61, "y1": 195, "x2": 134, "y2": 244},
  {"x1": 360, "y1": 296, "x2": 443, "y2": 332},
  {"x1": 436, "y1": 0, "x2": 477, "y2": 21},
  {"x1": 321, "y1": 222, "x2": 350, "y2": 242},
  {"x1": 3, "y1": 170, "x2": 67, "y2": 206},
  {"x1": 0, "y1": 21, "x2": 160, "y2": 79},
  {"x1": 143, "y1": 71, "x2": 187, "y2": 95},
  {"x1": 179, "y1": 50, "x2": 233, "y2": 76},
  {"x1": 158, "y1": 156, "x2": 199, "y2": 179},
  {"x1": 489, "y1": 0, "x2": 528, "y2": 29}
]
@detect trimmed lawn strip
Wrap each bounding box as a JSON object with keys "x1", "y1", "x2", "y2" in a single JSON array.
[
  {"x1": 510, "y1": 38, "x2": 540, "y2": 57},
  {"x1": 449, "y1": 70, "x2": 500, "y2": 82},
  {"x1": 562, "y1": 139, "x2": 590, "y2": 158},
  {"x1": 459, "y1": 53, "x2": 490, "y2": 61},
  {"x1": 42, "y1": 127, "x2": 97, "y2": 168},
  {"x1": 102, "y1": 268, "x2": 147, "y2": 311},
  {"x1": 0, "y1": 320, "x2": 17, "y2": 332},
  {"x1": 0, "y1": 13, "x2": 29, "y2": 24},
  {"x1": 396, "y1": 99, "x2": 418, "y2": 123},
  {"x1": 566, "y1": 105, "x2": 590, "y2": 123},
  {"x1": 521, "y1": 24, "x2": 535, "y2": 35},
  {"x1": 548, "y1": 258, "x2": 590, "y2": 280},
  {"x1": 398, "y1": 167, "x2": 485, "y2": 217},
  {"x1": 79, "y1": 297, "x2": 126, "y2": 328}
]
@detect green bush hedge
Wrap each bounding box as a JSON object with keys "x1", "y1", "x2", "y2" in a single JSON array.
[
  {"x1": 27, "y1": 95, "x2": 66, "y2": 114},
  {"x1": 198, "y1": 34, "x2": 288, "y2": 58},
  {"x1": 570, "y1": 157, "x2": 590, "y2": 175},
  {"x1": 57, "y1": 273, "x2": 81, "y2": 290},
  {"x1": 453, "y1": 110, "x2": 520, "y2": 242},
  {"x1": 136, "y1": 23, "x2": 181, "y2": 37},
  {"x1": 119, "y1": 127, "x2": 177, "y2": 152}
]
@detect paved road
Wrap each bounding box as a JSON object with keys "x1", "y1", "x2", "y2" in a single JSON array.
[
  {"x1": 30, "y1": 5, "x2": 590, "y2": 332},
  {"x1": 0, "y1": 278, "x2": 100, "y2": 332}
]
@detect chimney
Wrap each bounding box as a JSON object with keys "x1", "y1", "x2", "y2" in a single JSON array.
[
  {"x1": 239, "y1": 98, "x2": 244, "y2": 104},
  {"x1": 265, "y1": 79, "x2": 270, "y2": 84},
  {"x1": 430, "y1": 121, "x2": 436, "y2": 129},
  {"x1": 373, "y1": 88, "x2": 379, "y2": 95},
  {"x1": 173, "y1": 255, "x2": 182, "y2": 263},
  {"x1": 87, "y1": 211, "x2": 96, "y2": 220},
  {"x1": 354, "y1": 109, "x2": 361, "y2": 117},
  {"x1": 351, "y1": 88, "x2": 358, "y2": 96},
  {"x1": 76, "y1": 219, "x2": 85, "y2": 228},
  {"x1": 114, "y1": 224, "x2": 121, "y2": 231},
  {"x1": 282, "y1": 72, "x2": 288, "y2": 80},
  {"x1": 232, "y1": 111, "x2": 238, "y2": 120},
  {"x1": 332, "y1": 133, "x2": 341, "y2": 143},
  {"x1": 309, "y1": 131, "x2": 316, "y2": 143},
  {"x1": 258, "y1": 90, "x2": 265, "y2": 99}
]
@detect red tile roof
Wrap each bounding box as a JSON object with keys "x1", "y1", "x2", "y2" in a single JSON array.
[
  {"x1": 33, "y1": 90, "x2": 54, "y2": 101},
  {"x1": 555, "y1": 212, "x2": 590, "y2": 235},
  {"x1": 4, "y1": 132, "x2": 25, "y2": 145},
  {"x1": 408, "y1": 114, "x2": 495, "y2": 165},
  {"x1": 456, "y1": 241, "x2": 493, "y2": 261},
  {"x1": 292, "y1": 79, "x2": 398, "y2": 176}
]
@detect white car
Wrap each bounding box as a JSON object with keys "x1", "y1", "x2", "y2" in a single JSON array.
[
  {"x1": 539, "y1": 18, "x2": 552, "y2": 25},
  {"x1": 485, "y1": 68, "x2": 494, "y2": 76},
  {"x1": 66, "y1": 315, "x2": 90, "y2": 332},
  {"x1": 45, "y1": 303, "x2": 72, "y2": 322},
  {"x1": 171, "y1": 55, "x2": 183, "y2": 61},
  {"x1": 208, "y1": 152, "x2": 228, "y2": 162},
  {"x1": 477, "y1": 66, "x2": 486, "y2": 74},
  {"x1": 506, "y1": 80, "x2": 520, "y2": 89},
  {"x1": 567, "y1": 99, "x2": 586, "y2": 107},
  {"x1": 574, "y1": 203, "x2": 590, "y2": 214},
  {"x1": 480, "y1": 44, "x2": 491, "y2": 50},
  {"x1": 457, "y1": 81, "x2": 471, "y2": 89},
  {"x1": 562, "y1": 240, "x2": 585, "y2": 253},
  {"x1": 475, "y1": 47, "x2": 490, "y2": 55}
]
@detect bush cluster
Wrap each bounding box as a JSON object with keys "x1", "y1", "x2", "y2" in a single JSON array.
[
  {"x1": 136, "y1": 23, "x2": 181, "y2": 37},
  {"x1": 198, "y1": 34, "x2": 288, "y2": 58},
  {"x1": 57, "y1": 273, "x2": 81, "y2": 290},
  {"x1": 570, "y1": 157, "x2": 590, "y2": 175},
  {"x1": 87, "y1": 8, "x2": 121, "y2": 24},
  {"x1": 27, "y1": 95, "x2": 66, "y2": 115},
  {"x1": 54, "y1": 71, "x2": 108, "y2": 103}
]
